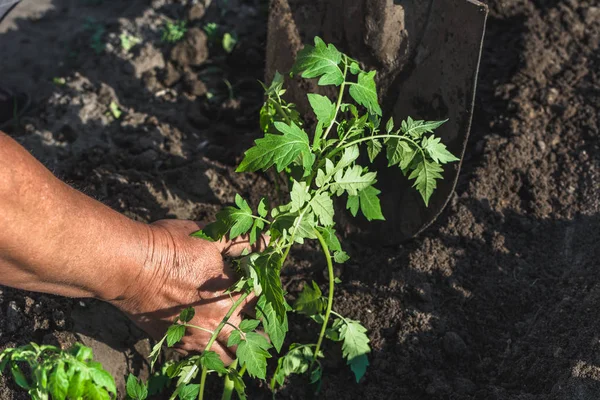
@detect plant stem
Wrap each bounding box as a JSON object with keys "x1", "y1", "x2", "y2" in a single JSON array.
[
  {"x1": 183, "y1": 324, "x2": 214, "y2": 335},
  {"x1": 198, "y1": 292, "x2": 251, "y2": 400},
  {"x1": 311, "y1": 228, "x2": 335, "y2": 367},
  {"x1": 320, "y1": 56, "x2": 348, "y2": 143},
  {"x1": 220, "y1": 359, "x2": 238, "y2": 400}
]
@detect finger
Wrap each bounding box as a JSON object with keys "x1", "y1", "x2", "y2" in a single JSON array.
[{"x1": 216, "y1": 234, "x2": 270, "y2": 257}]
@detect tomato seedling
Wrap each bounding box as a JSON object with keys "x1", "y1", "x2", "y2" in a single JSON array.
[{"x1": 151, "y1": 36, "x2": 458, "y2": 399}]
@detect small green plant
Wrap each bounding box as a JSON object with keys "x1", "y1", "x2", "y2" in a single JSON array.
[
  {"x1": 161, "y1": 20, "x2": 187, "y2": 43},
  {"x1": 149, "y1": 36, "x2": 458, "y2": 399},
  {"x1": 222, "y1": 32, "x2": 237, "y2": 53},
  {"x1": 52, "y1": 77, "x2": 66, "y2": 86},
  {"x1": 0, "y1": 343, "x2": 116, "y2": 400},
  {"x1": 105, "y1": 101, "x2": 122, "y2": 120},
  {"x1": 119, "y1": 32, "x2": 142, "y2": 53}
]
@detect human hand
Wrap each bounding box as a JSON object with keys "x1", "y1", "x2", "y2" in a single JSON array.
[{"x1": 110, "y1": 219, "x2": 265, "y2": 364}]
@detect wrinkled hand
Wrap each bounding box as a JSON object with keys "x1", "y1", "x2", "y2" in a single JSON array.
[{"x1": 111, "y1": 220, "x2": 263, "y2": 364}]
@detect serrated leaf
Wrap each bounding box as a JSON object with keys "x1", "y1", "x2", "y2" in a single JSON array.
[
  {"x1": 71, "y1": 343, "x2": 94, "y2": 362},
  {"x1": 236, "y1": 332, "x2": 272, "y2": 379},
  {"x1": 346, "y1": 195, "x2": 359, "y2": 217},
  {"x1": 331, "y1": 165, "x2": 376, "y2": 196},
  {"x1": 334, "y1": 251, "x2": 350, "y2": 263},
  {"x1": 315, "y1": 169, "x2": 328, "y2": 188},
  {"x1": 386, "y1": 117, "x2": 394, "y2": 133},
  {"x1": 179, "y1": 307, "x2": 195, "y2": 323},
  {"x1": 239, "y1": 319, "x2": 261, "y2": 333},
  {"x1": 237, "y1": 121, "x2": 312, "y2": 174},
  {"x1": 401, "y1": 117, "x2": 447, "y2": 139},
  {"x1": 68, "y1": 370, "x2": 88, "y2": 399},
  {"x1": 340, "y1": 320, "x2": 371, "y2": 382},
  {"x1": 316, "y1": 226, "x2": 342, "y2": 252},
  {"x1": 49, "y1": 362, "x2": 68, "y2": 400},
  {"x1": 228, "y1": 330, "x2": 242, "y2": 347},
  {"x1": 292, "y1": 36, "x2": 344, "y2": 86},
  {"x1": 200, "y1": 351, "x2": 228, "y2": 374},
  {"x1": 307, "y1": 93, "x2": 335, "y2": 127},
  {"x1": 408, "y1": 157, "x2": 444, "y2": 206},
  {"x1": 257, "y1": 198, "x2": 268, "y2": 218},
  {"x1": 126, "y1": 374, "x2": 148, "y2": 400},
  {"x1": 177, "y1": 384, "x2": 200, "y2": 400},
  {"x1": 421, "y1": 135, "x2": 459, "y2": 164},
  {"x1": 256, "y1": 296, "x2": 288, "y2": 353},
  {"x1": 149, "y1": 337, "x2": 166, "y2": 370},
  {"x1": 294, "y1": 281, "x2": 326, "y2": 315},
  {"x1": 254, "y1": 252, "x2": 286, "y2": 321},
  {"x1": 358, "y1": 186, "x2": 385, "y2": 221},
  {"x1": 337, "y1": 146, "x2": 360, "y2": 171},
  {"x1": 386, "y1": 137, "x2": 418, "y2": 173},
  {"x1": 166, "y1": 324, "x2": 186, "y2": 347},
  {"x1": 85, "y1": 382, "x2": 111, "y2": 400},
  {"x1": 349, "y1": 71, "x2": 381, "y2": 116},
  {"x1": 89, "y1": 368, "x2": 116, "y2": 395},
  {"x1": 310, "y1": 192, "x2": 335, "y2": 226},
  {"x1": 249, "y1": 218, "x2": 264, "y2": 246},
  {"x1": 290, "y1": 180, "x2": 310, "y2": 212},
  {"x1": 367, "y1": 139, "x2": 382, "y2": 163}
]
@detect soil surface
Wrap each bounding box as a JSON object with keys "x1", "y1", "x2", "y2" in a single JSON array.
[{"x1": 1, "y1": 0, "x2": 600, "y2": 399}]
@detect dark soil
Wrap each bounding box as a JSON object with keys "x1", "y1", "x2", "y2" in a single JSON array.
[{"x1": 1, "y1": 0, "x2": 600, "y2": 399}]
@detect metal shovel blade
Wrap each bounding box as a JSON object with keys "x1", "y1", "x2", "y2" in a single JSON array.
[{"x1": 266, "y1": 0, "x2": 488, "y2": 244}]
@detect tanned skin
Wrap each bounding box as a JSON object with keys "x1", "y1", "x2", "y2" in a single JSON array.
[{"x1": 0, "y1": 131, "x2": 260, "y2": 363}]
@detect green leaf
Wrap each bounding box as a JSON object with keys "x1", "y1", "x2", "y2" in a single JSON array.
[
  {"x1": 358, "y1": 186, "x2": 385, "y2": 221},
  {"x1": 307, "y1": 93, "x2": 335, "y2": 127},
  {"x1": 237, "y1": 121, "x2": 312, "y2": 174},
  {"x1": 10, "y1": 364, "x2": 29, "y2": 390},
  {"x1": 222, "y1": 32, "x2": 237, "y2": 53},
  {"x1": 257, "y1": 198, "x2": 268, "y2": 218},
  {"x1": 386, "y1": 117, "x2": 394, "y2": 133},
  {"x1": 236, "y1": 332, "x2": 272, "y2": 379},
  {"x1": 408, "y1": 157, "x2": 444, "y2": 206},
  {"x1": 401, "y1": 117, "x2": 447, "y2": 139},
  {"x1": 166, "y1": 324, "x2": 186, "y2": 347},
  {"x1": 177, "y1": 384, "x2": 200, "y2": 400},
  {"x1": 290, "y1": 180, "x2": 310, "y2": 212},
  {"x1": 71, "y1": 343, "x2": 94, "y2": 362},
  {"x1": 228, "y1": 330, "x2": 242, "y2": 347},
  {"x1": 292, "y1": 36, "x2": 344, "y2": 86},
  {"x1": 249, "y1": 218, "x2": 264, "y2": 246},
  {"x1": 85, "y1": 382, "x2": 111, "y2": 400},
  {"x1": 89, "y1": 368, "x2": 116, "y2": 395},
  {"x1": 282, "y1": 344, "x2": 313, "y2": 376},
  {"x1": 229, "y1": 371, "x2": 247, "y2": 400},
  {"x1": 229, "y1": 194, "x2": 255, "y2": 238},
  {"x1": 254, "y1": 252, "x2": 286, "y2": 321},
  {"x1": 331, "y1": 165, "x2": 377, "y2": 196},
  {"x1": 421, "y1": 135, "x2": 459, "y2": 164},
  {"x1": 256, "y1": 296, "x2": 288, "y2": 353},
  {"x1": 179, "y1": 307, "x2": 195, "y2": 323},
  {"x1": 346, "y1": 195, "x2": 359, "y2": 217},
  {"x1": 349, "y1": 71, "x2": 381, "y2": 116},
  {"x1": 190, "y1": 230, "x2": 214, "y2": 241},
  {"x1": 149, "y1": 337, "x2": 166, "y2": 370},
  {"x1": 200, "y1": 351, "x2": 228, "y2": 374},
  {"x1": 239, "y1": 319, "x2": 261, "y2": 333},
  {"x1": 68, "y1": 370, "x2": 88, "y2": 399},
  {"x1": 310, "y1": 192, "x2": 335, "y2": 226},
  {"x1": 340, "y1": 320, "x2": 371, "y2": 382},
  {"x1": 316, "y1": 226, "x2": 342, "y2": 252},
  {"x1": 333, "y1": 251, "x2": 350, "y2": 264},
  {"x1": 294, "y1": 281, "x2": 326, "y2": 316},
  {"x1": 367, "y1": 139, "x2": 382, "y2": 163},
  {"x1": 349, "y1": 62, "x2": 361, "y2": 75},
  {"x1": 126, "y1": 374, "x2": 148, "y2": 400},
  {"x1": 386, "y1": 137, "x2": 417, "y2": 172}
]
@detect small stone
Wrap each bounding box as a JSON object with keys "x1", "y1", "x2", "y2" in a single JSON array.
[
  {"x1": 6, "y1": 301, "x2": 23, "y2": 333},
  {"x1": 443, "y1": 331, "x2": 467, "y2": 357},
  {"x1": 162, "y1": 62, "x2": 182, "y2": 87},
  {"x1": 583, "y1": 7, "x2": 600, "y2": 25},
  {"x1": 170, "y1": 28, "x2": 209, "y2": 67},
  {"x1": 537, "y1": 140, "x2": 547, "y2": 152},
  {"x1": 545, "y1": 88, "x2": 559, "y2": 105},
  {"x1": 188, "y1": 3, "x2": 206, "y2": 21}
]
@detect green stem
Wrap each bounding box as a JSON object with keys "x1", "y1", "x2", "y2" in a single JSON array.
[
  {"x1": 220, "y1": 360, "x2": 238, "y2": 400},
  {"x1": 270, "y1": 98, "x2": 292, "y2": 125},
  {"x1": 183, "y1": 324, "x2": 214, "y2": 335},
  {"x1": 320, "y1": 56, "x2": 348, "y2": 143},
  {"x1": 197, "y1": 292, "x2": 251, "y2": 400},
  {"x1": 311, "y1": 228, "x2": 335, "y2": 367}
]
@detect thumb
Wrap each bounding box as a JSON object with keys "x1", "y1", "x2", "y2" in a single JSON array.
[{"x1": 216, "y1": 234, "x2": 270, "y2": 257}]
